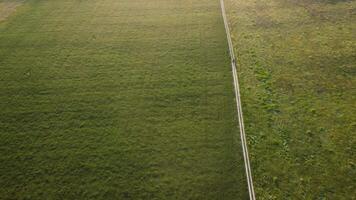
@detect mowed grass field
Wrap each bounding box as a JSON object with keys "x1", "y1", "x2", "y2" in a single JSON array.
[
  {"x1": 225, "y1": 0, "x2": 355, "y2": 198},
  {"x1": 0, "y1": 0, "x2": 249, "y2": 199}
]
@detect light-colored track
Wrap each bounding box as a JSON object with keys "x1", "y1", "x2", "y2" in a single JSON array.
[{"x1": 219, "y1": 0, "x2": 256, "y2": 199}]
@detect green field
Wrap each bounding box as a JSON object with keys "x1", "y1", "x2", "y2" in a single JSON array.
[
  {"x1": 2, "y1": 0, "x2": 355, "y2": 199},
  {"x1": 0, "y1": 0, "x2": 249, "y2": 199},
  {"x1": 225, "y1": 0, "x2": 356, "y2": 198}
]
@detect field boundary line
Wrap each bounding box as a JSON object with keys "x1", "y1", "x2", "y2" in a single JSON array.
[{"x1": 219, "y1": 0, "x2": 256, "y2": 199}]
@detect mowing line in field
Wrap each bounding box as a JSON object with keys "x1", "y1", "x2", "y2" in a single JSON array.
[{"x1": 219, "y1": 0, "x2": 256, "y2": 199}]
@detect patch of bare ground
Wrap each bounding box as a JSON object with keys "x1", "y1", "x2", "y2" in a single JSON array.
[{"x1": 0, "y1": 1, "x2": 24, "y2": 22}]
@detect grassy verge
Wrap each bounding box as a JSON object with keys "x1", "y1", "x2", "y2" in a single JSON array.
[
  {"x1": 0, "y1": 0, "x2": 248, "y2": 199},
  {"x1": 225, "y1": 0, "x2": 356, "y2": 198}
]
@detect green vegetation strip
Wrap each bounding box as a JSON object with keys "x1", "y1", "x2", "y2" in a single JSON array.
[
  {"x1": 0, "y1": 0, "x2": 249, "y2": 199},
  {"x1": 225, "y1": 0, "x2": 356, "y2": 198}
]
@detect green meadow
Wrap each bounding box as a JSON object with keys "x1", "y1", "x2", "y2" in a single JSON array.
[
  {"x1": 225, "y1": 0, "x2": 355, "y2": 198},
  {"x1": 0, "y1": 0, "x2": 248, "y2": 199},
  {"x1": 2, "y1": 0, "x2": 355, "y2": 199}
]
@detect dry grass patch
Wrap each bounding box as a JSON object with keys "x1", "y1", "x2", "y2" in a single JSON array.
[{"x1": 0, "y1": 0, "x2": 24, "y2": 22}]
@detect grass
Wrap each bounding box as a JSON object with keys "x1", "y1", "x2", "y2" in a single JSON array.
[
  {"x1": 225, "y1": 0, "x2": 356, "y2": 198},
  {"x1": 0, "y1": 0, "x2": 249, "y2": 199}
]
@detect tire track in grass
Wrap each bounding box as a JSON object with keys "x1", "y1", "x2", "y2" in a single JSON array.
[{"x1": 219, "y1": 0, "x2": 256, "y2": 199}]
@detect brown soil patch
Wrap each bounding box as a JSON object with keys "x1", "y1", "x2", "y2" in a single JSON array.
[{"x1": 0, "y1": 1, "x2": 24, "y2": 22}]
